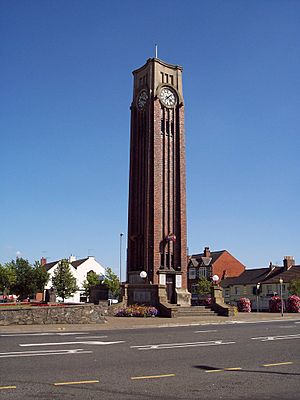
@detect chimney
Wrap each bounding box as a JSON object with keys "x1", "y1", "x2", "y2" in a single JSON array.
[
  {"x1": 204, "y1": 247, "x2": 211, "y2": 257},
  {"x1": 283, "y1": 256, "x2": 295, "y2": 270},
  {"x1": 269, "y1": 261, "x2": 274, "y2": 271},
  {"x1": 69, "y1": 255, "x2": 76, "y2": 263},
  {"x1": 41, "y1": 257, "x2": 47, "y2": 266}
]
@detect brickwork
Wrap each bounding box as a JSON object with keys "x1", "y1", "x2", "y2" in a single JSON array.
[{"x1": 127, "y1": 58, "x2": 188, "y2": 300}]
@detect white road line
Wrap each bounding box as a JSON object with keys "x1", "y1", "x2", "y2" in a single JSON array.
[
  {"x1": 0, "y1": 349, "x2": 92, "y2": 358},
  {"x1": 131, "y1": 340, "x2": 235, "y2": 350},
  {"x1": 194, "y1": 330, "x2": 217, "y2": 333},
  {"x1": 19, "y1": 340, "x2": 124, "y2": 347},
  {"x1": 251, "y1": 334, "x2": 300, "y2": 341},
  {"x1": 0, "y1": 332, "x2": 90, "y2": 337},
  {"x1": 279, "y1": 325, "x2": 297, "y2": 329},
  {"x1": 75, "y1": 336, "x2": 108, "y2": 339}
]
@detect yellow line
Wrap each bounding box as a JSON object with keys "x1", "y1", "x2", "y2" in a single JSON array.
[
  {"x1": 131, "y1": 374, "x2": 175, "y2": 380},
  {"x1": 54, "y1": 380, "x2": 99, "y2": 386},
  {"x1": 205, "y1": 369, "x2": 224, "y2": 373},
  {"x1": 225, "y1": 367, "x2": 242, "y2": 371},
  {"x1": 206, "y1": 367, "x2": 242, "y2": 373},
  {"x1": 0, "y1": 386, "x2": 16, "y2": 390},
  {"x1": 263, "y1": 362, "x2": 293, "y2": 367}
]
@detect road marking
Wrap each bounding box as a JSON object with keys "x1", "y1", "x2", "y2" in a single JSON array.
[
  {"x1": 263, "y1": 362, "x2": 293, "y2": 367},
  {"x1": 20, "y1": 340, "x2": 124, "y2": 347},
  {"x1": 279, "y1": 325, "x2": 297, "y2": 329},
  {"x1": 131, "y1": 340, "x2": 235, "y2": 350},
  {"x1": 205, "y1": 369, "x2": 224, "y2": 373},
  {"x1": 54, "y1": 380, "x2": 99, "y2": 386},
  {"x1": 131, "y1": 374, "x2": 175, "y2": 380},
  {"x1": 206, "y1": 367, "x2": 242, "y2": 373},
  {"x1": 0, "y1": 386, "x2": 16, "y2": 390},
  {"x1": 251, "y1": 334, "x2": 300, "y2": 341},
  {"x1": 225, "y1": 367, "x2": 242, "y2": 371},
  {"x1": 0, "y1": 349, "x2": 92, "y2": 358},
  {"x1": 194, "y1": 330, "x2": 217, "y2": 333},
  {"x1": 0, "y1": 332, "x2": 90, "y2": 337},
  {"x1": 75, "y1": 336, "x2": 108, "y2": 339}
]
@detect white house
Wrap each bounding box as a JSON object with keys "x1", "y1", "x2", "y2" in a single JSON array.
[{"x1": 43, "y1": 255, "x2": 106, "y2": 303}]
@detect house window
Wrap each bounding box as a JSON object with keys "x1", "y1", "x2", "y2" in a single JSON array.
[
  {"x1": 189, "y1": 268, "x2": 196, "y2": 279},
  {"x1": 234, "y1": 287, "x2": 241, "y2": 295},
  {"x1": 199, "y1": 267, "x2": 208, "y2": 278},
  {"x1": 225, "y1": 289, "x2": 230, "y2": 297},
  {"x1": 267, "y1": 285, "x2": 273, "y2": 294}
]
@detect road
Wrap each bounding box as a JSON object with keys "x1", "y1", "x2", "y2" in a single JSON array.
[{"x1": 0, "y1": 319, "x2": 299, "y2": 399}]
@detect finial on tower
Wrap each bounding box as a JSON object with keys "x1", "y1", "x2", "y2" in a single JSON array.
[{"x1": 155, "y1": 44, "x2": 158, "y2": 58}]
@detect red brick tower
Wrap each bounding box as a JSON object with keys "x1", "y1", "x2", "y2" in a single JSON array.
[{"x1": 126, "y1": 57, "x2": 189, "y2": 305}]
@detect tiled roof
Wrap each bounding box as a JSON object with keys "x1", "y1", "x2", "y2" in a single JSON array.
[
  {"x1": 71, "y1": 258, "x2": 89, "y2": 269},
  {"x1": 44, "y1": 257, "x2": 90, "y2": 271},
  {"x1": 263, "y1": 265, "x2": 300, "y2": 284},
  {"x1": 189, "y1": 250, "x2": 225, "y2": 267},
  {"x1": 44, "y1": 261, "x2": 58, "y2": 271},
  {"x1": 221, "y1": 265, "x2": 300, "y2": 287}
]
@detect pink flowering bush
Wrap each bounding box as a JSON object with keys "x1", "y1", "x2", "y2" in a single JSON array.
[
  {"x1": 114, "y1": 304, "x2": 159, "y2": 317},
  {"x1": 287, "y1": 295, "x2": 300, "y2": 313},
  {"x1": 203, "y1": 296, "x2": 212, "y2": 306},
  {"x1": 237, "y1": 297, "x2": 251, "y2": 312},
  {"x1": 269, "y1": 296, "x2": 285, "y2": 312}
]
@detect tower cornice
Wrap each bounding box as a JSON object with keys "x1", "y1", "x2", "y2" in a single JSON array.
[{"x1": 132, "y1": 58, "x2": 183, "y2": 75}]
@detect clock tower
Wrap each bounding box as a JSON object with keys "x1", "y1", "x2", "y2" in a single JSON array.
[{"x1": 126, "y1": 57, "x2": 190, "y2": 306}]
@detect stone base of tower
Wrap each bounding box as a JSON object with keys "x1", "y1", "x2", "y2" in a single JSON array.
[{"x1": 120, "y1": 283, "x2": 192, "y2": 317}]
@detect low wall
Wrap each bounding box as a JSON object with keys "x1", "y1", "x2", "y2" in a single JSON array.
[{"x1": 0, "y1": 303, "x2": 108, "y2": 325}]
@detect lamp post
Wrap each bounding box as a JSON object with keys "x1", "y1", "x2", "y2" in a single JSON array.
[
  {"x1": 212, "y1": 275, "x2": 219, "y2": 285},
  {"x1": 256, "y1": 282, "x2": 261, "y2": 313},
  {"x1": 119, "y1": 233, "x2": 124, "y2": 283},
  {"x1": 140, "y1": 270, "x2": 147, "y2": 283},
  {"x1": 279, "y1": 278, "x2": 284, "y2": 317}
]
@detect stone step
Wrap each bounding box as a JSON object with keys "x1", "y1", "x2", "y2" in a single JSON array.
[{"x1": 173, "y1": 305, "x2": 217, "y2": 317}]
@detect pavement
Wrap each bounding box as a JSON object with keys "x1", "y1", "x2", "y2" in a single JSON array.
[{"x1": 1, "y1": 312, "x2": 300, "y2": 333}]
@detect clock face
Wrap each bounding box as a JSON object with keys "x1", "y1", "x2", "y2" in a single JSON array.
[
  {"x1": 137, "y1": 89, "x2": 149, "y2": 110},
  {"x1": 159, "y1": 87, "x2": 176, "y2": 107}
]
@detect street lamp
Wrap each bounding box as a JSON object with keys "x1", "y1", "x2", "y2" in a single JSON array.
[
  {"x1": 140, "y1": 270, "x2": 147, "y2": 283},
  {"x1": 279, "y1": 278, "x2": 284, "y2": 317},
  {"x1": 212, "y1": 275, "x2": 219, "y2": 285},
  {"x1": 256, "y1": 282, "x2": 261, "y2": 313},
  {"x1": 119, "y1": 233, "x2": 124, "y2": 282}
]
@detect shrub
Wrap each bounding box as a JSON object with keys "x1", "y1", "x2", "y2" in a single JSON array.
[
  {"x1": 269, "y1": 296, "x2": 285, "y2": 312},
  {"x1": 237, "y1": 297, "x2": 251, "y2": 312},
  {"x1": 114, "y1": 304, "x2": 159, "y2": 317},
  {"x1": 287, "y1": 295, "x2": 300, "y2": 313}
]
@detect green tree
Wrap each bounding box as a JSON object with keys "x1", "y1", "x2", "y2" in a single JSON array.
[
  {"x1": 10, "y1": 258, "x2": 36, "y2": 300},
  {"x1": 82, "y1": 271, "x2": 101, "y2": 300},
  {"x1": 32, "y1": 261, "x2": 49, "y2": 292},
  {"x1": 103, "y1": 267, "x2": 120, "y2": 298},
  {"x1": 0, "y1": 263, "x2": 17, "y2": 295},
  {"x1": 51, "y1": 259, "x2": 78, "y2": 302},
  {"x1": 196, "y1": 277, "x2": 211, "y2": 296},
  {"x1": 289, "y1": 279, "x2": 300, "y2": 296}
]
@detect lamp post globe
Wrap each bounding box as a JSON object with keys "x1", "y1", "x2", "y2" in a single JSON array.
[{"x1": 140, "y1": 271, "x2": 147, "y2": 279}]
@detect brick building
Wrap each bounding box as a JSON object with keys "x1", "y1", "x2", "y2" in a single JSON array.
[{"x1": 188, "y1": 247, "x2": 245, "y2": 303}]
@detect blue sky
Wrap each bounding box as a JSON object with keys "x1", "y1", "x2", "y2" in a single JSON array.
[{"x1": 1, "y1": 0, "x2": 299, "y2": 278}]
